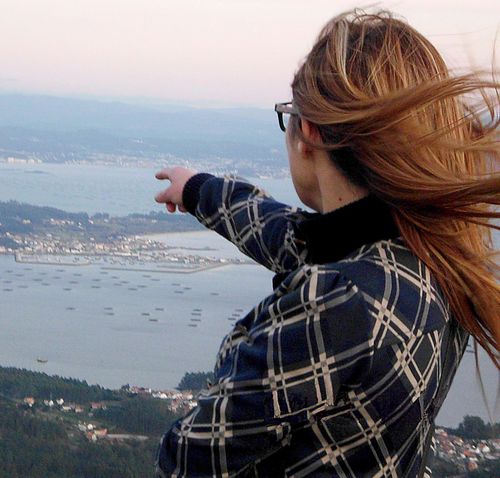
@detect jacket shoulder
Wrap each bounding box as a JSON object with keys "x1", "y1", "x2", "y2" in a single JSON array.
[{"x1": 284, "y1": 238, "x2": 452, "y2": 348}]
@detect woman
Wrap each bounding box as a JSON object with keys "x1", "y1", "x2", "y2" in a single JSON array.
[{"x1": 154, "y1": 10, "x2": 499, "y2": 477}]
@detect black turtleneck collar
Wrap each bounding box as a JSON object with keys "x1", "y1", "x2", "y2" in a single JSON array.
[
  {"x1": 181, "y1": 173, "x2": 401, "y2": 267},
  {"x1": 296, "y1": 194, "x2": 401, "y2": 264}
]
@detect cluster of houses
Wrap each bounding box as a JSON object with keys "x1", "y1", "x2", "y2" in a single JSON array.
[
  {"x1": 434, "y1": 427, "x2": 500, "y2": 472},
  {"x1": 76, "y1": 422, "x2": 109, "y2": 442},
  {"x1": 23, "y1": 396, "x2": 106, "y2": 414},
  {"x1": 22, "y1": 397, "x2": 112, "y2": 441},
  {"x1": 22, "y1": 387, "x2": 197, "y2": 442},
  {"x1": 125, "y1": 385, "x2": 198, "y2": 413}
]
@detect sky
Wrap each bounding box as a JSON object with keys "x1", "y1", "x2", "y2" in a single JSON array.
[{"x1": 0, "y1": 0, "x2": 498, "y2": 107}]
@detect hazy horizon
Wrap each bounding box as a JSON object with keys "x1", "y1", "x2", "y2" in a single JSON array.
[{"x1": 1, "y1": 0, "x2": 498, "y2": 108}]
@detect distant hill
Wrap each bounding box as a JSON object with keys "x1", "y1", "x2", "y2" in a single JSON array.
[{"x1": 0, "y1": 94, "x2": 287, "y2": 163}]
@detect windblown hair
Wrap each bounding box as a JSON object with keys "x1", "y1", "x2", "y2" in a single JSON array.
[{"x1": 290, "y1": 10, "x2": 500, "y2": 366}]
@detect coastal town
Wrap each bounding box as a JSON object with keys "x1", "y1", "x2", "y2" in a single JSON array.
[{"x1": 0, "y1": 199, "x2": 254, "y2": 271}]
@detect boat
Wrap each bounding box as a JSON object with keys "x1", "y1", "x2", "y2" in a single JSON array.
[{"x1": 36, "y1": 358, "x2": 48, "y2": 363}]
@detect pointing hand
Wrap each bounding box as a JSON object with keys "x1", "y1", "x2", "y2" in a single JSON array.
[{"x1": 155, "y1": 166, "x2": 198, "y2": 213}]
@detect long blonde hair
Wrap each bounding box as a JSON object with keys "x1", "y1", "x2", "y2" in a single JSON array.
[{"x1": 290, "y1": 10, "x2": 500, "y2": 366}]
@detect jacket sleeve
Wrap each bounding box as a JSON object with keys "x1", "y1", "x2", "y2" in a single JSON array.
[
  {"x1": 182, "y1": 173, "x2": 311, "y2": 274},
  {"x1": 155, "y1": 268, "x2": 376, "y2": 477}
]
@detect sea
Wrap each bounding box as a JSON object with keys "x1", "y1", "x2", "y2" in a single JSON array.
[{"x1": 0, "y1": 161, "x2": 498, "y2": 428}]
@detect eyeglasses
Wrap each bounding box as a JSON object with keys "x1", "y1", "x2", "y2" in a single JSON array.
[{"x1": 274, "y1": 102, "x2": 299, "y2": 132}]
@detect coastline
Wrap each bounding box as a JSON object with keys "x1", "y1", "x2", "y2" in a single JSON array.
[{"x1": 141, "y1": 230, "x2": 212, "y2": 239}]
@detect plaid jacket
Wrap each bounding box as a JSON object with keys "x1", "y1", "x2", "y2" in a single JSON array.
[{"x1": 155, "y1": 174, "x2": 469, "y2": 478}]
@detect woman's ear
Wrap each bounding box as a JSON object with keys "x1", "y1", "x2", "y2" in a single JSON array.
[
  {"x1": 297, "y1": 140, "x2": 308, "y2": 156},
  {"x1": 298, "y1": 119, "x2": 321, "y2": 157},
  {"x1": 300, "y1": 118, "x2": 322, "y2": 143}
]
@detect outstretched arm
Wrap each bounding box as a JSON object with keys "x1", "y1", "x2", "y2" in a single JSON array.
[{"x1": 155, "y1": 167, "x2": 312, "y2": 274}]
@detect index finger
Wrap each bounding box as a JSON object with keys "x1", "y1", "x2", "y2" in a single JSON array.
[{"x1": 155, "y1": 169, "x2": 172, "y2": 180}]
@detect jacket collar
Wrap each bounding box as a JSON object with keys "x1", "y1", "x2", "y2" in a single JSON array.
[{"x1": 296, "y1": 194, "x2": 400, "y2": 264}]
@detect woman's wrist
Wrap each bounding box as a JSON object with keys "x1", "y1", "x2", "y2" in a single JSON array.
[{"x1": 182, "y1": 173, "x2": 216, "y2": 215}]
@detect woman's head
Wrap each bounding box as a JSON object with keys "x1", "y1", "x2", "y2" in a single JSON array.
[
  {"x1": 287, "y1": 9, "x2": 500, "y2": 366},
  {"x1": 289, "y1": 9, "x2": 485, "y2": 192}
]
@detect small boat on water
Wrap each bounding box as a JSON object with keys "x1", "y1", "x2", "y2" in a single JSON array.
[
  {"x1": 149, "y1": 318, "x2": 159, "y2": 322},
  {"x1": 36, "y1": 358, "x2": 48, "y2": 363}
]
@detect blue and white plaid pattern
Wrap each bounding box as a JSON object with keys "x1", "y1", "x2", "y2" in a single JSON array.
[{"x1": 156, "y1": 176, "x2": 469, "y2": 477}]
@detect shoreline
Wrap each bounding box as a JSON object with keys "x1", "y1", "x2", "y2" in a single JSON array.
[{"x1": 141, "y1": 230, "x2": 211, "y2": 239}]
